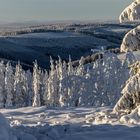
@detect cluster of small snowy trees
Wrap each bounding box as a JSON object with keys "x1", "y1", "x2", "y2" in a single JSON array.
[{"x1": 0, "y1": 52, "x2": 137, "y2": 108}]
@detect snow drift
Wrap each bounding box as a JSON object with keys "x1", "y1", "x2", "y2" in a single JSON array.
[
  {"x1": 119, "y1": 0, "x2": 140, "y2": 23},
  {"x1": 0, "y1": 113, "x2": 16, "y2": 140}
]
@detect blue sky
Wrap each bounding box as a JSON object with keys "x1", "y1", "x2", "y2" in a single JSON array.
[{"x1": 0, "y1": 0, "x2": 133, "y2": 22}]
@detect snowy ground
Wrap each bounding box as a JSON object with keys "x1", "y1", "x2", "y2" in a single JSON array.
[{"x1": 1, "y1": 106, "x2": 140, "y2": 140}]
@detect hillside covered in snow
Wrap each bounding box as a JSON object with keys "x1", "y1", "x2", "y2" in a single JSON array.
[{"x1": 0, "y1": 22, "x2": 138, "y2": 69}]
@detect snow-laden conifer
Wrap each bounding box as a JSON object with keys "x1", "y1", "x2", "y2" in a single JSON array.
[
  {"x1": 0, "y1": 61, "x2": 5, "y2": 108},
  {"x1": 5, "y1": 62, "x2": 14, "y2": 108},
  {"x1": 114, "y1": 61, "x2": 140, "y2": 114},
  {"x1": 32, "y1": 61, "x2": 41, "y2": 107},
  {"x1": 26, "y1": 70, "x2": 33, "y2": 106},
  {"x1": 14, "y1": 62, "x2": 26, "y2": 107}
]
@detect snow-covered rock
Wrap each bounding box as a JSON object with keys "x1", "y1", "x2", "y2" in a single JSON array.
[
  {"x1": 120, "y1": 25, "x2": 140, "y2": 52},
  {"x1": 119, "y1": 0, "x2": 140, "y2": 23}
]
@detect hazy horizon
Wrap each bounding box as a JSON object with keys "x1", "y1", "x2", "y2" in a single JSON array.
[{"x1": 0, "y1": 0, "x2": 133, "y2": 23}]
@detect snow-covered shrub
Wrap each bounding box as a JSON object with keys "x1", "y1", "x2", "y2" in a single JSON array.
[
  {"x1": 120, "y1": 25, "x2": 140, "y2": 52},
  {"x1": 119, "y1": 0, "x2": 140, "y2": 23},
  {"x1": 114, "y1": 61, "x2": 140, "y2": 114}
]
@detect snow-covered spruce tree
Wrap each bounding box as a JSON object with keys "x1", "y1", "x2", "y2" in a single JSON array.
[
  {"x1": 0, "y1": 61, "x2": 5, "y2": 108},
  {"x1": 62, "y1": 61, "x2": 67, "y2": 79},
  {"x1": 58, "y1": 58, "x2": 69, "y2": 107},
  {"x1": 47, "y1": 57, "x2": 59, "y2": 106},
  {"x1": 57, "y1": 56, "x2": 63, "y2": 80},
  {"x1": 42, "y1": 70, "x2": 49, "y2": 105},
  {"x1": 40, "y1": 70, "x2": 49, "y2": 106},
  {"x1": 39, "y1": 70, "x2": 45, "y2": 106},
  {"x1": 76, "y1": 56, "x2": 85, "y2": 76},
  {"x1": 32, "y1": 61, "x2": 41, "y2": 107},
  {"x1": 68, "y1": 55, "x2": 74, "y2": 76},
  {"x1": 25, "y1": 70, "x2": 33, "y2": 106},
  {"x1": 113, "y1": 61, "x2": 140, "y2": 114},
  {"x1": 13, "y1": 62, "x2": 27, "y2": 107},
  {"x1": 5, "y1": 62, "x2": 14, "y2": 108}
]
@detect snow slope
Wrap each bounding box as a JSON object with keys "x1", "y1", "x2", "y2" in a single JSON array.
[{"x1": 2, "y1": 106, "x2": 140, "y2": 140}]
